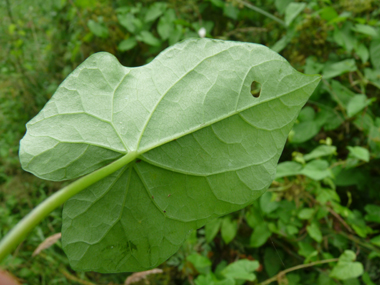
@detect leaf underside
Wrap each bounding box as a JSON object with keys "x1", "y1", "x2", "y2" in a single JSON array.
[{"x1": 19, "y1": 38, "x2": 320, "y2": 273}]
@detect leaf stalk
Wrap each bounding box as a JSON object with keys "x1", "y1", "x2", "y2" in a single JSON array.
[
  {"x1": 259, "y1": 258, "x2": 339, "y2": 285},
  {"x1": 0, "y1": 151, "x2": 138, "y2": 263}
]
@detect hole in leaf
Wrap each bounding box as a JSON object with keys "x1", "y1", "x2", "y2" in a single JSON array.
[{"x1": 250, "y1": 81, "x2": 261, "y2": 98}]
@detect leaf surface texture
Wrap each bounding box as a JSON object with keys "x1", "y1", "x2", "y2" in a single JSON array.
[{"x1": 19, "y1": 38, "x2": 320, "y2": 272}]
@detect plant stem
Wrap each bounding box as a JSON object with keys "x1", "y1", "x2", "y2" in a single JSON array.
[
  {"x1": 235, "y1": 0, "x2": 286, "y2": 27},
  {"x1": 259, "y1": 258, "x2": 339, "y2": 285},
  {"x1": 0, "y1": 151, "x2": 137, "y2": 263},
  {"x1": 337, "y1": 231, "x2": 380, "y2": 255}
]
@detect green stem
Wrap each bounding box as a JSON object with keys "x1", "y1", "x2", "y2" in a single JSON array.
[
  {"x1": 236, "y1": 0, "x2": 286, "y2": 27},
  {"x1": 0, "y1": 151, "x2": 137, "y2": 263},
  {"x1": 337, "y1": 231, "x2": 380, "y2": 255},
  {"x1": 259, "y1": 258, "x2": 339, "y2": 285}
]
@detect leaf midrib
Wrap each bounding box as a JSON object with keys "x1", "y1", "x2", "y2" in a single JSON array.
[
  {"x1": 136, "y1": 76, "x2": 320, "y2": 156},
  {"x1": 27, "y1": 76, "x2": 318, "y2": 182},
  {"x1": 139, "y1": 151, "x2": 278, "y2": 176},
  {"x1": 82, "y1": 75, "x2": 318, "y2": 178},
  {"x1": 134, "y1": 58, "x2": 288, "y2": 152},
  {"x1": 134, "y1": 46, "x2": 239, "y2": 151}
]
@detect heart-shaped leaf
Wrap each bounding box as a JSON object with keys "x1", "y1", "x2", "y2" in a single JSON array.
[{"x1": 19, "y1": 38, "x2": 320, "y2": 272}]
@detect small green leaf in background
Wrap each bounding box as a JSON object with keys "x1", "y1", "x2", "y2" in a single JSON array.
[
  {"x1": 275, "y1": 0, "x2": 293, "y2": 14},
  {"x1": 290, "y1": 106, "x2": 320, "y2": 143},
  {"x1": 118, "y1": 37, "x2": 137, "y2": 51},
  {"x1": 346, "y1": 94, "x2": 373, "y2": 117},
  {"x1": 301, "y1": 160, "x2": 331, "y2": 181},
  {"x1": 195, "y1": 274, "x2": 215, "y2": 285},
  {"x1": 87, "y1": 19, "x2": 109, "y2": 38},
  {"x1": 315, "y1": 108, "x2": 343, "y2": 131},
  {"x1": 136, "y1": 30, "x2": 161, "y2": 46},
  {"x1": 347, "y1": 146, "x2": 370, "y2": 162},
  {"x1": 365, "y1": 68, "x2": 380, "y2": 89},
  {"x1": 316, "y1": 188, "x2": 340, "y2": 205},
  {"x1": 286, "y1": 224, "x2": 299, "y2": 236},
  {"x1": 323, "y1": 59, "x2": 357, "y2": 79},
  {"x1": 221, "y1": 259, "x2": 259, "y2": 281},
  {"x1": 75, "y1": 0, "x2": 96, "y2": 8},
  {"x1": 276, "y1": 161, "x2": 302, "y2": 178},
  {"x1": 157, "y1": 9, "x2": 176, "y2": 40},
  {"x1": 304, "y1": 56, "x2": 324, "y2": 74},
  {"x1": 329, "y1": 11, "x2": 351, "y2": 24},
  {"x1": 318, "y1": 273, "x2": 337, "y2": 285},
  {"x1": 285, "y1": 2, "x2": 306, "y2": 26},
  {"x1": 210, "y1": 0, "x2": 224, "y2": 8},
  {"x1": 330, "y1": 250, "x2": 364, "y2": 280},
  {"x1": 317, "y1": 206, "x2": 333, "y2": 221},
  {"x1": 271, "y1": 35, "x2": 292, "y2": 53},
  {"x1": 327, "y1": 80, "x2": 355, "y2": 108},
  {"x1": 343, "y1": 279, "x2": 360, "y2": 285},
  {"x1": 223, "y1": 2, "x2": 239, "y2": 20},
  {"x1": 187, "y1": 253, "x2": 211, "y2": 274},
  {"x1": 290, "y1": 120, "x2": 319, "y2": 143},
  {"x1": 298, "y1": 241, "x2": 317, "y2": 259},
  {"x1": 245, "y1": 205, "x2": 264, "y2": 228},
  {"x1": 319, "y1": 6, "x2": 338, "y2": 21},
  {"x1": 347, "y1": 210, "x2": 371, "y2": 238},
  {"x1": 351, "y1": 24, "x2": 379, "y2": 38},
  {"x1": 287, "y1": 273, "x2": 301, "y2": 285},
  {"x1": 362, "y1": 272, "x2": 376, "y2": 285},
  {"x1": 332, "y1": 234, "x2": 348, "y2": 251},
  {"x1": 264, "y1": 247, "x2": 284, "y2": 277},
  {"x1": 304, "y1": 145, "x2": 337, "y2": 161},
  {"x1": 298, "y1": 208, "x2": 314, "y2": 220},
  {"x1": 145, "y1": 2, "x2": 167, "y2": 22},
  {"x1": 370, "y1": 39, "x2": 380, "y2": 70},
  {"x1": 370, "y1": 235, "x2": 380, "y2": 247},
  {"x1": 168, "y1": 26, "x2": 182, "y2": 45},
  {"x1": 118, "y1": 13, "x2": 141, "y2": 33},
  {"x1": 205, "y1": 218, "x2": 222, "y2": 243},
  {"x1": 364, "y1": 204, "x2": 380, "y2": 223},
  {"x1": 298, "y1": 106, "x2": 315, "y2": 121},
  {"x1": 250, "y1": 222, "x2": 271, "y2": 247},
  {"x1": 306, "y1": 222, "x2": 322, "y2": 243},
  {"x1": 52, "y1": 0, "x2": 67, "y2": 10},
  {"x1": 333, "y1": 22, "x2": 357, "y2": 52},
  {"x1": 260, "y1": 192, "x2": 279, "y2": 214},
  {"x1": 195, "y1": 273, "x2": 234, "y2": 285},
  {"x1": 221, "y1": 217, "x2": 238, "y2": 245},
  {"x1": 355, "y1": 43, "x2": 369, "y2": 63}
]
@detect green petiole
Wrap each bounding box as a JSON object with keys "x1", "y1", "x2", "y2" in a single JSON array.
[{"x1": 0, "y1": 150, "x2": 137, "y2": 263}]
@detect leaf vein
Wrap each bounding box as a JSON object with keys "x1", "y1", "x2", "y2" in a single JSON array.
[
  {"x1": 135, "y1": 47, "x2": 236, "y2": 150},
  {"x1": 138, "y1": 77, "x2": 320, "y2": 154},
  {"x1": 111, "y1": 71, "x2": 130, "y2": 151},
  {"x1": 140, "y1": 151, "x2": 277, "y2": 176}
]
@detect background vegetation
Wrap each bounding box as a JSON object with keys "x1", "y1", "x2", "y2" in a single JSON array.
[{"x1": 0, "y1": 0, "x2": 379, "y2": 284}]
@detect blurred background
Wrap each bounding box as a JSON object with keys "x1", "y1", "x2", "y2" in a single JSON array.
[{"x1": 0, "y1": 0, "x2": 380, "y2": 284}]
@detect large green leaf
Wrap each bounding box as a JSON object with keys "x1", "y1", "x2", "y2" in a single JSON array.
[{"x1": 19, "y1": 38, "x2": 320, "y2": 272}]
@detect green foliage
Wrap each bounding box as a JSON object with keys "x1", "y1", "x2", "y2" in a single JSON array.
[
  {"x1": 19, "y1": 38, "x2": 319, "y2": 272},
  {"x1": 1, "y1": 0, "x2": 380, "y2": 283},
  {"x1": 330, "y1": 250, "x2": 364, "y2": 280},
  {"x1": 221, "y1": 259, "x2": 260, "y2": 281},
  {"x1": 285, "y1": 2, "x2": 306, "y2": 26}
]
